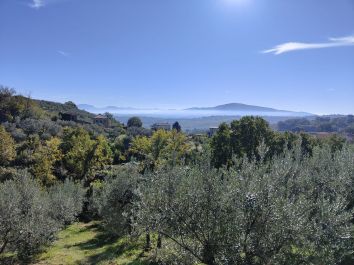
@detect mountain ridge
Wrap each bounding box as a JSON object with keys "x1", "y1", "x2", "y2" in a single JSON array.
[
  {"x1": 186, "y1": 102, "x2": 312, "y2": 115},
  {"x1": 78, "y1": 103, "x2": 313, "y2": 116}
]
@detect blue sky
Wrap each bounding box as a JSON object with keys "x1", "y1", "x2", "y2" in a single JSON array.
[{"x1": 1, "y1": 0, "x2": 354, "y2": 114}]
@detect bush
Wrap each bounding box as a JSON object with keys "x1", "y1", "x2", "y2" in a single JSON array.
[
  {"x1": 0, "y1": 174, "x2": 85, "y2": 261},
  {"x1": 0, "y1": 174, "x2": 60, "y2": 260},
  {"x1": 48, "y1": 179, "x2": 86, "y2": 225},
  {"x1": 91, "y1": 166, "x2": 139, "y2": 236}
]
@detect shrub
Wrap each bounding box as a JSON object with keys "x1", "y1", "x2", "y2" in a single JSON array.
[
  {"x1": 48, "y1": 179, "x2": 86, "y2": 225},
  {"x1": 0, "y1": 174, "x2": 59, "y2": 260},
  {"x1": 0, "y1": 174, "x2": 85, "y2": 261},
  {"x1": 91, "y1": 166, "x2": 139, "y2": 235}
]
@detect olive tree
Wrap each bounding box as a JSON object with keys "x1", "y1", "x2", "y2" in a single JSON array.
[
  {"x1": 91, "y1": 166, "x2": 140, "y2": 236},
  {"x1": 48, "y1": 178, "x2": 86, "y2": 225},
  {"x1": 0, "y1": 174, "x2": 59, "y2": 260},
  {"x1": 138, "y1": 145, "x2": 354, "y2": 265},
  {"x1": 0, "y1": 174, "x2": 85, "y2": 261}
]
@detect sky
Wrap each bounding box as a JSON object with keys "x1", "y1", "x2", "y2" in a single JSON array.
[{"x1": 0, "y1": 0, "x2": 354, "y2": 114}]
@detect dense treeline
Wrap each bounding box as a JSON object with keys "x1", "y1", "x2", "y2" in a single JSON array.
[
  {"x1": 278, "y1": 115, "x2": 354, "y2": 135},
  {"x1": 1, "y1": 86, "x2": 354, "y2": 264},
  {"x1": 210, "y1": 116, "x2": 346, "y2": 168}
]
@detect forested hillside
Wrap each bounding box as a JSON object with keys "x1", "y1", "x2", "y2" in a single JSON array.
[
  {"x1": 1, "y1": 86, "x2": 354, "y2": 265},
  {"x1": 278, "y1": 115, "x2": 354, "y2": 135}
]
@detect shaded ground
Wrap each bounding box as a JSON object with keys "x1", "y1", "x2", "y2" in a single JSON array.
[{"x1": 33, "y1": 222, "x2": 151, "y2": 265}]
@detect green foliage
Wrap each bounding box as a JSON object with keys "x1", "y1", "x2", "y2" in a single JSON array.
[
  {"x1": 130, "y1": 129, "x2": 191, "y2": 169},
  {"x1": 278, "y1": 115, "x2": 354, "y2": 137},
  {"x1": 48, "y1": 179, "x2": 86, "y2": 225},
  {"x1": 230, "y1": 116, "x2": 274, "y2": 159},
  {"x1": 210, "y1": 117, "x2": 331, "y2": 168},
  {"x1": 0, "y1": 125, "x2": 16, "y2": 166},
  {"x1": 150, "y1": 129, "x2": 170, "y2": 162},
  {"x1": 128, "y1": 116, "x2": 143, "y2": 128},
  {"x1": 138, "y1": 145, "x2": 354, "y2": 265},
  {"x1": 130, "y1": 135, "x2": 152, "y2": 161},
  {"x1": 89, "y1": 135, "x2": 113, "y2": 174},
  {"x1": 0, "y1": 174, "x2": 59, "y2": 260},
  {"x1": 111, "y1": 134, "x2": 132, "y2": 163},
  {"x1": 61, "y1": 127, "x2": 95, "y2": 179},
  {"x1": 0, "y1": 174, "x2": 85, "y2": 261},
  {"x1": 210, "y1": 117, "x2": 275, "y2": 168},
  {"x1": 64, "y1": 101, "x2": 78, "y2": 109},
  {"x1": 91, "y1": 166, "x2": 139, "y2": 236},
  {"x1": 61, "y1": 128, "x2": 113, "y2": 181},
  {"x1": 172, "y1": 121, "x2": 182, "y2": 132},
  {"x1": 210, "y1": 123, "x2": 232, "y2": 168},
  {"x1": 0, "y1": 86, "x2": 42, "y2": 123},
  {"x1": 31, "y1": 137, "x2": 62, "y2": 185},
  {"x1": 323, "y1": 133, "x2": 346, "y2": 153},
  {"x1": 164, "y1": 129, "x2": 189, "y2": 165},
  {"x1": 34, "y1": 222, "x2": 151, "y2": 265}
]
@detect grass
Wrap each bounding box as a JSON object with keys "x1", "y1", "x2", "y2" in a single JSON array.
[{"x1": 33, "y1": 222, "x2": 152, "y2": 265}]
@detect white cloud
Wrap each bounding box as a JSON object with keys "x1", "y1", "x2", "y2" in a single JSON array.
[
  {"x1": 29, "y1": 0, "x2": 45, "y2": 9},
  {"x1": 57, "y1": 50, "x2": 70, "y2": 57},
  {"x1": 263, "y1": 35, "x2": 354, "y2": 55}
]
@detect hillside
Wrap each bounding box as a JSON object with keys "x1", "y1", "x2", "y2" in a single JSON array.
[
  {"x1": 278, "y1": 115, "x2": 354, "y2": 135},
  {"x1": 0, "y1": 88, "x2": 124, "y2": 143}
]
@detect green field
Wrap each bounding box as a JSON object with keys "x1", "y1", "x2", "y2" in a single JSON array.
[{"x1": 33, "y1": 222, "x2": 151, "y2": 265}]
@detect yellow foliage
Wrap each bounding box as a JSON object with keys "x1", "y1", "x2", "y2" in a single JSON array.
[
  {"x1": 129, "y1": 136, "x2": 152, "y2": 159},
  {"x1": 0, "y1": 125, "x2": 16, "y2": 166},
  {"x1": 32, "y1": 137, "x2": 62, "y2": 186}
]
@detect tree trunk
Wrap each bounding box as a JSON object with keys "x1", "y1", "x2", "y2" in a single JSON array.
[
  {"x1": 0, "y1": 237, "x2": 8, "y2": 254},
  {"x1": 144, "y1": 229, "x2": 151, "y2": 251},
  {"x1": 157, "y1": 232, "x2": 162, "y2": 249},
  {"x1": 202, "y1": 243, "x2": 216, "y2": 265}
]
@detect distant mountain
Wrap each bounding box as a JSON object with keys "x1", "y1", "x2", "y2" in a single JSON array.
[
  {"x1": 187, "y1": 103, "x2": 313, "y2": 116},
  {"x1": 79, "y1": 103, "x2": 314, "y2": 118},
  {"x1": 78, "y1": 104, "x2": 136, "y2": 113}
]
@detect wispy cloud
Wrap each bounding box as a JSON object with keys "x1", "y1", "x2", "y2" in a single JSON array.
[
  {"x1": 263, "y1": 35, "x2": 354, "y2": 55},
  {"x1": 29, "y1": 0, "x2": 45, "y2": 9},
  {"x1": 29, "y1": 0, "x2": 66, "y2": 9},
  {"x1": 57, "y1": 50, "x2": 70, "y2": 57}
]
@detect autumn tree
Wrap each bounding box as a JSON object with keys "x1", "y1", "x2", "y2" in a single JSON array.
[
  {"x1": 164, "y1": 129, "x2": 189, "y2": 165},
  {"x1": 0, "y1": 125, "x2": 16, "y2": 166},
  {"x1": 60, "y1": 128, "x2": 113, "y2": 181},
  {"x1": 31, "y1": 137, "x2": 62, "y2": 186},
  {"x1": 61, "y1": 127, "x2": 95, "y2": 179},
  {"x1": 89, "y1": 135, "x2": 113, "y2": 174},
  {"x1": 130, "y1": 135, "x2": 152, "y2": 161}
]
